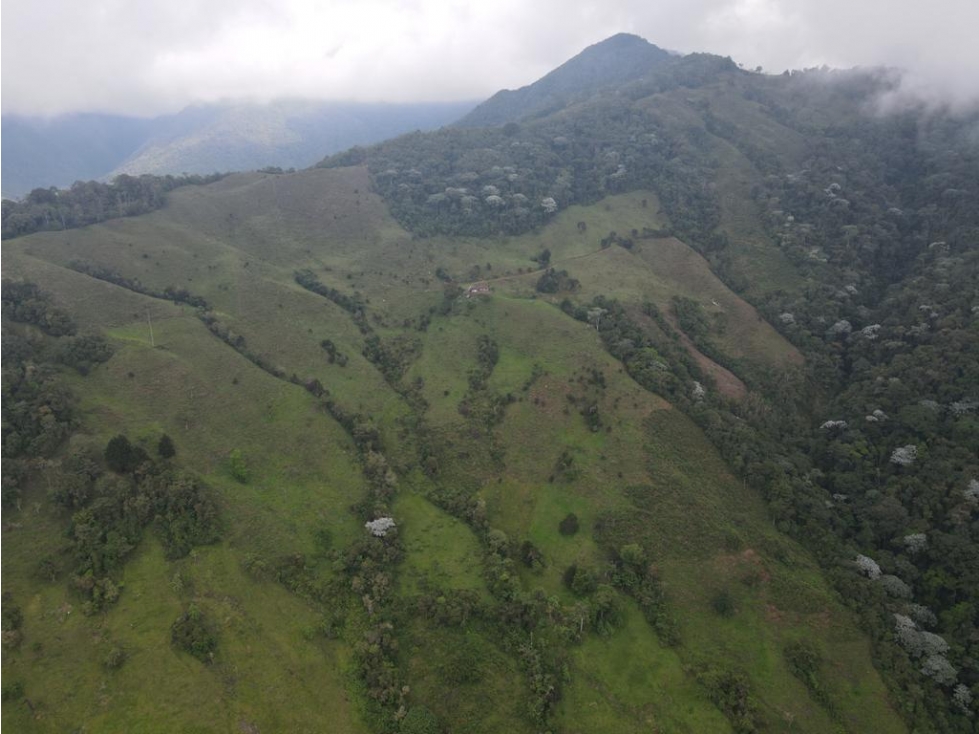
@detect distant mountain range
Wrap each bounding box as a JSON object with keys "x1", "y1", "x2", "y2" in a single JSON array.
[
  {"x1": 2, "y1": 99, "x2": 476, "y2": 198},
  {"x1": 1, "y1": 34, "x2": 677, "y2": 199}
]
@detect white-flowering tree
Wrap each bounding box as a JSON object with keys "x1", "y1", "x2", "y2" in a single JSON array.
[
  {"x1": 952, "y1": 683, "x2": 973, "y2": 714},
  {"x1": 903, "y1": 533, "x2": 927, "y2": 554},
  {"x1": 950, "y1": 399, "x2": 978, "y2": 416},
  {"x1": 587, "y1": 307, "x2": 607, "y2": 331},
  {"x1": 879, "y1": 574, "x2": 912, "y2": 599},
  {"x1": 540, "y1": 197, "x2": 558, "y2": 214},
  {"x1": 855, "y1": 554, "x2": 882, "y2": 579},
  {"x1": 921, "y1": 654, "x2": 958, "y2": 685},
  {"x1": 890, "y1": 445, "x2": 918, "y2": 466},
  {"x1": 894, "y1": 613, "x2": 917, "y2": 639},
  {"x1": 365, "y1": 517, "x2": 396, "y2": 537},
  {"x1": 906, "y1": 603, "x2": 937, "y2": 628},
  {"x1": 894, "y1": 614, "x2": 950, "y2": 659},
  {"x1": 965, "y1": 478, "x2": 979, "y2": 505},
  {"x1": 919, "y1": 631, "x2": 950, "y2": 658}
]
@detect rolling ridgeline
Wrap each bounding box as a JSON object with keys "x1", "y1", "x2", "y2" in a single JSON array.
[
  {"x1": 3, "y1": 33, "x2": 978, "y2": 733},
  {"x1": 1, "y1": 99, "x2": 477, "y2": 200}
]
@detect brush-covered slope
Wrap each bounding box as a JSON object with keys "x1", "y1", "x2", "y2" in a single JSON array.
[{"x1": 2, "y1": 167, "x2": 905, "y2": 733}]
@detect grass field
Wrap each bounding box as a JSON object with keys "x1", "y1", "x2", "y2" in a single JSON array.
[
  {"x1": 407, "y1": 190, "x2": 801, "y2": 375},
  {"x1": 2, "y1": 166, "x2": 903, "y2": 733},
  {"x1": 556, "y1": 601, "x2": 731, "y2": 734}
]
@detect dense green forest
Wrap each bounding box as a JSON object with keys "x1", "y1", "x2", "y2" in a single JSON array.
[{"x1": 319, "y1": 52, "x2": 737, "y2": 245}]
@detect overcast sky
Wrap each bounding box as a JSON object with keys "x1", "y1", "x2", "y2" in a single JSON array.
[{"x1": 3, "y1": 0, "x2": 978, "y2": 117}]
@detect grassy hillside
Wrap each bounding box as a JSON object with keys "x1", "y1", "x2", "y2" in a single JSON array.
[
  {"x1": 1, "y1": 302, "x2": 369, "y2": 733},
  {"x1": 2, "y1": 166, "x2": 905, "y2": 733}
]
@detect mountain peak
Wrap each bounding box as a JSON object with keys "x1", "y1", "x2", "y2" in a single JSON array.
[
  {"x1": 458, "y1": 33, "x2": 671, "y2": 127},
  {"x1": 588, "y1": 32, "x2": 655, "y2": 49}
]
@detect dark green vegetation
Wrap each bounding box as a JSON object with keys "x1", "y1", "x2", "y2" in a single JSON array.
[
  {"x1": 3, "y1": 32, "x2": 978, "y2": 734},
  {"x1": 1, "y1": 173, "x2": 227, "y2": 239},
  {"x1": 171, "y1": 604, "x2": 219, "y2": 663}
]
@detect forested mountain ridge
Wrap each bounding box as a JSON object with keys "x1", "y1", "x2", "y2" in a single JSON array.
[
  {"x1": 458, "y1": 33, "x2": 673, "y2": 127},
  {"x1": 3, "y1": 33, "x2": 978, "y2": 733}
]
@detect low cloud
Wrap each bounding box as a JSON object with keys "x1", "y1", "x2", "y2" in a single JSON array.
[{"x1": 3, "y1": 0, "x2": 977, "y2": 117}]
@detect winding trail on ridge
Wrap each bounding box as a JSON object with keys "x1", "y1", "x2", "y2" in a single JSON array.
[{"x1": 454, "y1": 246, "x2": 611, "y2": 290}]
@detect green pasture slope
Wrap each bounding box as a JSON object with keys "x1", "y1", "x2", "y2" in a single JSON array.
[{"x1": 3, "y1": 167, "x2": 903, "y2": 732}]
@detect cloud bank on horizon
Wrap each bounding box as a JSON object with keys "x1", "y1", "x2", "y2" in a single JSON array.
[{"x1": 3, "y1": 0, "x2": 977, "y2": 117}]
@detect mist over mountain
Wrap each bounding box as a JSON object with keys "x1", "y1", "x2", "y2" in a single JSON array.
[
  {"x1": 2, "y1": 99, "x2": 475, "y2": 198},
  {"x1": 108, "y1": 99, "x2": 477, "y2": 178},
  {"x1": 1, "y1": 114, "x2": 159, "y2": 199}
]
